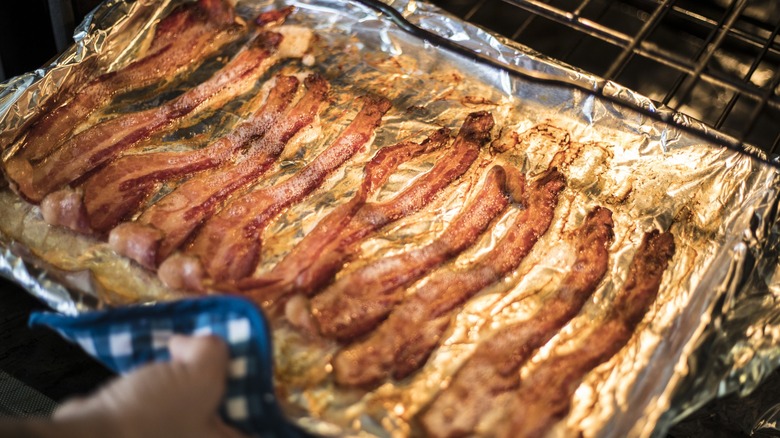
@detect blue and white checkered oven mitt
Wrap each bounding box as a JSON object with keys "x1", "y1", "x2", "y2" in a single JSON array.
[{"x1": 28, "y1": 295, "x2": 307, "y2": 438}]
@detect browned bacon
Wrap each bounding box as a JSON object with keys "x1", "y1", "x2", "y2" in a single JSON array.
[
  {"x1": 170, "y1": 94, "x2": 392, "y2": 286},
  {"x1": 495, "y1": 230, "x2": 675, "y2": 438},
  {"x1": 419, "y1": 206, "x2": 614, "y2": 438},
  {"x1": 241, "y1": 112, "x2": 494, "y2": 305},
  {"x1": 80, "y1": 75, "x2": 300, "y2": 233},
  {"x1": 332, "y1": 168, "x2": 566, "y2": 388},
  {"x1": 311, "y1": 165, "x2": 520, "y2": 341},
  {"x1": 6, "y1": 30, "x2": 287, "y2": 203},
  {"x1": 235, "y1": 127, "x2": 451, "y2": 296},
  {"x1": 111, "y1": 74, "x2": 329, "y2": 269},
  {"x1": 233, "y1": 134, "x2": 439, "y2": 294},
  {"x1": 256, "y1": 6, "x2": 295, "y2": 27},
  {"x1": 14, "y1": 0, "x2": 241, "y2": 163}
]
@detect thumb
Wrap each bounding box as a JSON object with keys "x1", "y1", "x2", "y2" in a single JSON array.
[{"x1": 169, "y1": 334, "x2": 230, "y2": 381}]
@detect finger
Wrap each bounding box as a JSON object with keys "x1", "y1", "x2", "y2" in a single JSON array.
[
  {"x1": 53, "y1": 396, "x2": 90, "y2": 419},
  {"x1": 208, "y1": 415, "x2": 251, "y2": 438},
  {"x1": 169, "y1": 334, "x2": 230, "y2": 379}
]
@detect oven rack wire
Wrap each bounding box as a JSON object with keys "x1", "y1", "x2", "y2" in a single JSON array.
[
  {"x1": 19, "y1": 0, "x2": 780, "y2": 166},
  {"x1": 423, "y1": 0, "x2": 780, "y2": 162}
]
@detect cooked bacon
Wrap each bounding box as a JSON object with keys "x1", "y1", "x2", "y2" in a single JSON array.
[
  {"x1": 14, "y1": 0, "x2": 241, "y2": 163},
  {"x1": 352, "y1": 127, "x2": 453, "y2": 198},
  {"x1": 235, "y1": 127, "x2": 452, "y2": 296},
  {"x1": 495, "y1": 230, "x2": 675, "y2": 438},
  {"x1": 6, "y1": 30, "x2": 289, "y2": 203},
  {"x1": 110, "y1": 74, "x2": 329, "y2": 269},
  {"x1": 273, "y1": 112, "x2": 492, "y2": 298},
  {"x1": 256, "y1": 6, "x2": 295, "y2": 27},
  {"x1": 311, "y1": 165, "x2": 520, "y2": 341},
  {"x1": 39, "y1": 187, "x2": 91, "y2": 234},
  {"x1": 170, "y1": 94, "x2": 392, "y2": 286},
  {"x1": 419, "y1": 206, "x2": 614, "y2": 438},
  {"x1": 332, "y1": 168, "x2": 566, "y2": 388},
  {"x1": 80, "y1": 75, "x2": 300, "y2": 233},
  {"x1": 241, "y1": 111, "x2": 494, "y2": 305}
]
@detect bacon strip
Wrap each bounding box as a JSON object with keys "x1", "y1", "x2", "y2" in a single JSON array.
[
  {"x1": 419, "y1": 206, "x2": 614, "y2": 438},
  {"x1": 234, "y1": 128, "x2": 451, "y2": 296},
  {"x1": 495, "y1": 230, "x2": 675, "y2": 438},
  {"x1": 172, "y1": 94, "x2": 392, "y2": 285},
  {"x1": 168, "y1": 136, "x2": 418, "y2": 295},
  {"x1": 241, "y1": 111, "x2": 494, "y2": 305},
  {"x1": 256, "y1": 6, "x2": 294, "y2": 27},
  {"x1": 311, "y1": 165, "x2": 520, "y2": 341},
  {"x1": 7, "y1": 30, "x2": 287, "y2": 203},
  {"x1": 111, "y1": 74, "x2": 329, "y2": 268},
  {"x1": 332, "y1": 168, "x2": 566, "y2": 388},
  {"x1": 80, "y1": 75, "x2": 300, "y2": 233},
  {"x1": 14, "y1": 0, "x2": 241, "y2": 163}
]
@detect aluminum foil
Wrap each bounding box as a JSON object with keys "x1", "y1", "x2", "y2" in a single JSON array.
[{"x1": 2, "y1": 0, "x2": 780, "y2": 437}]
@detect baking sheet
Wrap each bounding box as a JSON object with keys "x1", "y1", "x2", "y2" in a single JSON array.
[{"x1": 1, "y1": 0, "x2": 780, "y2": 437}]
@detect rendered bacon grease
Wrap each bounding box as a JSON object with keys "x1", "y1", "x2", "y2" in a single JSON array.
[{"x1": 0, "y1": 3, "x2": 683, "y2": 437}]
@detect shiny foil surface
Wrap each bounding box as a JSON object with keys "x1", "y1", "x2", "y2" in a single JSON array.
[{"x1": 1, "y1": 0, "x2": 780, "y2": 437}]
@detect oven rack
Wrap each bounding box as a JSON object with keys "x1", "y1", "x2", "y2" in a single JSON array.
[
  {"x1": 427, "y1": 0, "x2": 780, "y2": 160},
  {"x1": 11, "y1": 0, "x2": 780, "y2": 166}
]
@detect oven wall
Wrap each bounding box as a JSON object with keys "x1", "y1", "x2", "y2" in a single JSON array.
[{"x1": 0, "y1": 0, "x2": 101, "y2": 81}]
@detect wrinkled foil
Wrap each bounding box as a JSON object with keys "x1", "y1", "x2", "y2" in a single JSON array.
[{"x1": 1, "y1": 0, "x2": 780, "y2": 437}]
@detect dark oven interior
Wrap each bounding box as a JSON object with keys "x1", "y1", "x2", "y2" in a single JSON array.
[
  {"x1": 2, "y1": 0, "x2": 780, "y2": 436},
  {"x1": 0, "y1": 0, "x2": 101, "y2": 81},
  {"x1": 431, "y1": 0, "x2": 780, "y2": 156}
]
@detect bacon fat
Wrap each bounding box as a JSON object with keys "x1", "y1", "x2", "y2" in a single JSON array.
[{"x1": 39, "y1": 187, "x2": 91, "y2": 235}]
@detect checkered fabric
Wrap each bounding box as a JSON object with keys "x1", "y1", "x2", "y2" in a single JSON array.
[{"x1": 28, "y1": 295, "x2": 306, "y2": 437}]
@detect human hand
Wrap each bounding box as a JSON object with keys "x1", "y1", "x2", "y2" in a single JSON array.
[{"x1": 54, "y1": 334, "x2": 246, "y2": 438}]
